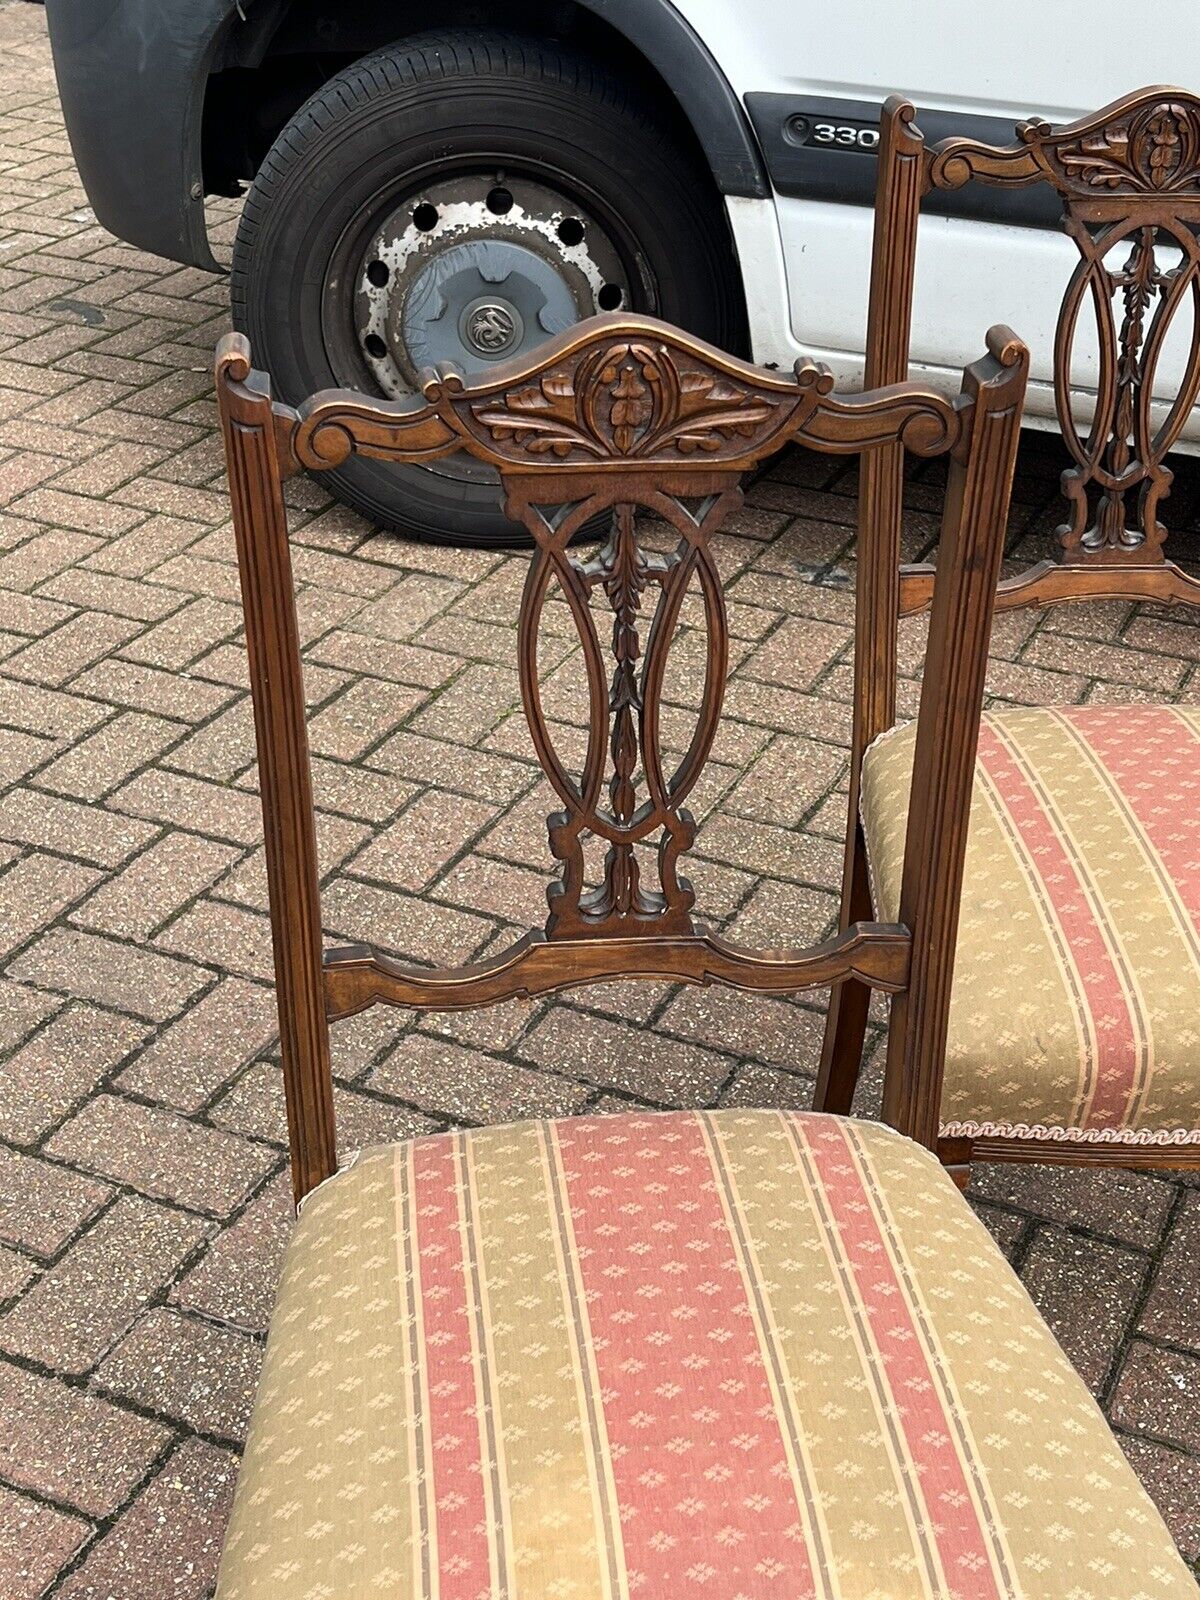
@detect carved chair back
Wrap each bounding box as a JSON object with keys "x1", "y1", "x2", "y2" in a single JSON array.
[
  {"x1": 815, "y1": 91, "x2": 1200, "y2": 1128},
  {"x1": 873, "y1": 88, "x2": 1200, "y2": 622},
  {"x1": 215, "y1": 313, "x2": 1028, "y2": 1202}
]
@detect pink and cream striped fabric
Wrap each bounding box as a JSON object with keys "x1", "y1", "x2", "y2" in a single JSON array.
[
  {"x1": 861, "y1": 704, "x2": 1200, "y2": 1146},
  {"x1": 215, "y1": 1111, "x2": 1190, "y2": 1599}
]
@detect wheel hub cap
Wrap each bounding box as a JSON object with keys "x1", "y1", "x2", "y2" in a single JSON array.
[
  {"x1": 461, "y1": 297, "x2": 523, "y2": 356},
  {"x1": 395, "y1": 238, "x2": 578, "y2": 375}
]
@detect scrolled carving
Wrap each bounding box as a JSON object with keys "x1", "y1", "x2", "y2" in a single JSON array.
[
  {"x1": 927, "y1": 138, "x2": 1040, "y2": 193},
  {"x1": 468, "y1": 338, "x2": 789, "y2": 462},
  {"x1": 296, "y1": 417, "x2": 356, "y2": 470},
  {"x1": 1027, "y1": 96, "x2": 1200, "y2": 198},
  {"x1": 931, "y1": 92, "x2": 1200, "y2": 204},
  {"x1": 290, "y1": 388, "x2": 460, "y2": 472}
]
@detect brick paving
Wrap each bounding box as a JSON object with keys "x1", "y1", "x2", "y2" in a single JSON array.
[{"x1": 0, "y1": 2, "x2": 1198, "y2": 1591}]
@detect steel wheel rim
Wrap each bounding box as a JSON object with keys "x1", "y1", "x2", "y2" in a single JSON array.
[{"x1": 322, "y1": 161, "x2": 655, "y2": 490}]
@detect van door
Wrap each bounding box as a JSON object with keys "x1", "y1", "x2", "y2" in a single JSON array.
[{"x1": 673, "y1": 0, "x2": 1200, "y2": 436}]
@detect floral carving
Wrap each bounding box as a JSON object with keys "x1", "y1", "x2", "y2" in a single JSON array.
[
  {"x1": 470, "y1": 340, "x2": 781, "y2": 461},
  {"x1": 609, "y1": 363, "x2": 653, "y2": 454},
  {"x1": 1143, "y1": 107, "x2": 1190, "y2": 189},
  {"x1": 1035, "y1": 99, "x2": 1200, "y2": 196}
]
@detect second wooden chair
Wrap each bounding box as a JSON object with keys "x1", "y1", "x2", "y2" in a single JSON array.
[{"x1": 817, "y1": 88, "x2": 1200, "y2": 1177}]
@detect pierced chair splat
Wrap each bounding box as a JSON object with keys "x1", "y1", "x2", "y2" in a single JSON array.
[
  {"x1": 817, "y1": 88, "x2": 1200, "y2": 1176},
  {"x1": 906, "y1": 88, "x2": 1200, "y2": 611},
  {"x1": 212, "y1": 314, "x2": 1194, "y2": 1597}
]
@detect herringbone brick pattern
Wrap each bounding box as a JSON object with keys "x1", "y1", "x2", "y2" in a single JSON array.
[{"x1": 0, "y1": 3, "x2": 1197, "y2": 1592}]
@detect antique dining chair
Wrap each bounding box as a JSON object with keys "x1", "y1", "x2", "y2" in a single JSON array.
[
  {"x1": 211, "y1": 315, "x2": 1193, "y2": 1596},
  {"x1": 817, "y1": 88, "x2": 1200, "y2": 1176}
]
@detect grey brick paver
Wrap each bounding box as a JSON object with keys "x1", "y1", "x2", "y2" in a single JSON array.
[
  {"x1": 46, "y1": 1095, "x2": 274, "y2": 1216},
  {"x1": 53, "y1": 1438, "x2": 236, "y2": 1600},
  {"x1": 114, "y1": 976, "x2": 278, "y2": 1113},
  {"x1": 1113, "y1": 1344, "x2": 1200, "y2": 1455},
  {"x1": 0, "y1": 850, "x2": 100, "y2": 957},
  {"x1": 11, "y1": 926, "x2": 209, "y2": 1019},
  {"x1": 0, "y1": 786, "x2": 155, "y2": 865},
  {"x1": 0, "y1": 1192, "x2": 210, "y2": 1372},
  {"x1": 38, "y1": 711, "x2": 185, "y2": 800},
  {"x1": 97, "y1": 1307, "x2": 262, "y2": 1441},
  {"x1": 0, "y1": 2, "x2": 1196, "y2": 1589},
  {"x1": 0, "y1": 1483, "x2": 90, "y2": 1600},
  {"x1": 0, "y1": 1003, "x2": 145, "y2": 1143},
  {"x1": 0, "y1": 1358, "x2": 170, "y2": 1516},
  {"x1": 73, "y1": 832, "x2": 239, "y2": 941}
]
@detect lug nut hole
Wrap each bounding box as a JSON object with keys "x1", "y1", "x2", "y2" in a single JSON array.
[
  {"x1": 412, "y1": 202, "x2": 439, "y2": 232},
  {"x1": 597, "y1": 283, "x2": 623, "y2": 311},
  {"x1": 364, "y1": 333, "x2": 388, "y2": 360},
  {"x1": 486, "y1": 186, "x2": 514, "y2": 215},
  {"x1": 366, "y1": 259, "x2": 390, "y2": 288},
  {"x1": 557, "y1": 216, "x2": 585, "y2": 246}
]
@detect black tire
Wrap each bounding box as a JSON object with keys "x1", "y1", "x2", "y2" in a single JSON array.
[{"x1": 229, "y1": 31, "x2": 746, "y2": 547}]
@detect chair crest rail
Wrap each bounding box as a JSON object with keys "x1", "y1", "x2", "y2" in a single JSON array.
[
  {"x1": 931, "y1": 91, "x2": 1200, "y2": 207},
  {"x1": 219, "y1": 316, "x2": 968, "y2": 477}
]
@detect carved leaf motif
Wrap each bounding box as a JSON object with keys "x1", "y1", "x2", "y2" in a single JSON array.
[
  {"x1": 470, "y1": 340, "x2": 781, "y2": 461},
  {"x1": 1140, "y1": 109, "x2": 1187, "y2": 189},
  {"x1": 1050, "y1": 101, "x2": 1200, "y2": 195},
  {"x1": 605, "y1": 357, "x2": 654, "y2": 455},
  {"x1": 664, "y1": 370, "x2": 778, "y2": 454},
  {"x1": 475, "y1": 371, "x2": 601, "y2": 458},
  {"x1": 1057, "y1": 126, "x2": 1135, "y2": 191}
]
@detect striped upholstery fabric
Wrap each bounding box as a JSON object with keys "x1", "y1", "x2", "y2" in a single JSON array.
[
  {"x1": 861, "y1": 704, "x2": 1200, "y2": 1147},
  {"x1": 215, "y1": 1111, "x2": 1191, "y2": 1599}
]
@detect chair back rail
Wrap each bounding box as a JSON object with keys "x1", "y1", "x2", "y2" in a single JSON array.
[{"x1": 216, "y1": 314, "x2": 1028, "y2": 1202}]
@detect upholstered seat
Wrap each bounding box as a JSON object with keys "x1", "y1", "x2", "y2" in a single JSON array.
[
  {"x1": 861, "y1": 704, "x2": 1200, "y2": 1149},
  {"x1": 214, "y1": 1109, "x2": 1190, "y2": 1599}
]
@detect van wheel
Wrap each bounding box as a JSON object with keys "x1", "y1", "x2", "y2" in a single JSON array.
[{"x1": 230, "y1": 30, "x2": 746, "y2": 547}]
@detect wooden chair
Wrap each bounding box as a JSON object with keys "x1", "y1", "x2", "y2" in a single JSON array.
[
  {"x1": 211, "y1": 316, "x2": 1193, "y2": 1597},
  {"x1": 817, "y1": 88, "x2": 1200, "y2": 1177}
]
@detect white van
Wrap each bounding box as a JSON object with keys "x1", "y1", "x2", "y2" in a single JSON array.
[{"x1": 45, "y1": 0, "x2": 1199, "y2": 542}]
